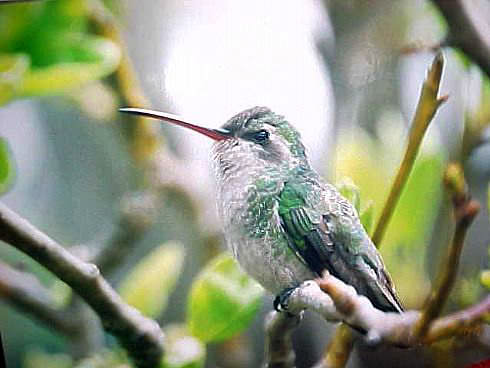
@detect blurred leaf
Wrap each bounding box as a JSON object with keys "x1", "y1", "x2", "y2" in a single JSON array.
[
  {"x1": 0, "y1": 4, "x2": 41, "y2": 50},
  {"x1": 336, "y1": 177, "x2": 361, "y2": 213},
  {"x1": 474, "y1": 76, "x2": 490, "y2": 125},
  {"x1": 0, "y1": 137, "x2": 15, "y2": 194},
  {"x1": 50, "y1": 279, "x2": 72, "y2": 309},
  {"x1": 424, "y1": 0, "x2": 448, "y2": 36},
  {"x1": 161, "y1": 325, "x2": 205, "y2": 368},
  {"x1": 360, "y1": 200, "x2": 374, "y2": 235},
  {"x1": 0, "y1": 53, "x2": 30, "y2": 105},
  {"x1": 119, "y1": 242, "x2": 185, "y2": 318},
  {"x1": 68, "y1": 81, "x2": 118, "y2": 121},
  {"x1": 0, "y1": 0, "x2": 120, "y2": 103},
  {"x1": 383, "y1": 151, "x2": 444, "y2": 252},
  {"x1": 452, "y1": 276, "x2": 482, "y2": 306},
  {"x1": 20, "y1": 36, "x2": 120, "y2": 97},
  {"x1": 187, "y1": 252, "x2": 264, "y2": 343},
  {"x1": 481, "y1": 270, "x2": 490, "y2": 290},
  {"x1": 23, "y1": 350, "x2": 72, "y2": 368},
  {"x1": 452, "y1": 49, "x2": 472, "y2": 70}
]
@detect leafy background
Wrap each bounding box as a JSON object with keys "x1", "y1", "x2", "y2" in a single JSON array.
[{"x1": 0, "y1": 1, "x2": 489, "y2": 367}]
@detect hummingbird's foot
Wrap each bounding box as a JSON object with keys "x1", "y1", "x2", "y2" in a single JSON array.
[{"x1": 273, "y1": 286, "x2": 298, "y2": 312}]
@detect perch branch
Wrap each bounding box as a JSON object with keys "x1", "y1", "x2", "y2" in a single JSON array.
[
  {"x1": 372, "y1": 51, "x2": 447, "y2": 246},
  {"x1": 0, "y1": 202, "x2": 165, "y2": 368},
  {"x1": 277, "y1": 273, "x2": 490, "y2": 348},
  {"x1": 431, "y1": 0, "x2": 490, "y2": 78},
  {"x1": 414, "y1": 163, "x2": 480, "y2": 338},
  {"x1": 0, "y1": 262, "x2": 76, "y2": 336}
]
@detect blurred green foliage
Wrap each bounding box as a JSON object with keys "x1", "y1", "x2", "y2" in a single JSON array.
[
  {"x1": 1, "y1": 1, "x2": 488, "y2": 367},
  {"x1": 0, "y1": 0, "x2": 120, "y2": 105},
  {"x1": 0, "y1": 137, "x2": 14, "y2": 194},
  {"x1": 336, "y1": 178, "x2": 361, "y2": 213},
  {"x1": 119, "y1": 242, "x2": 185, "y2": 318},
  {"x1": 187, "y1": 253, "x2": 264, "y2": 343},
  {"x1": 336, "y1": 177, "x2": 375, "y2": 234},
  {"x1": 23, "y1": 350, "x2": 73, "y2": 368},
  {"x1": 49, "y1": 280, "x2": 72, "y2": 309}
]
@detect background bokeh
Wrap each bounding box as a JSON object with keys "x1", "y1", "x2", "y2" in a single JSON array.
[{"x1": 0, "y1": 1, "x2": 489, "y2": 367}]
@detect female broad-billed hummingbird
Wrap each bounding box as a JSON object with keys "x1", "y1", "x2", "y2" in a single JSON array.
[{"x1": 120, "y1": 106, "x2": 403, "y2": 313}]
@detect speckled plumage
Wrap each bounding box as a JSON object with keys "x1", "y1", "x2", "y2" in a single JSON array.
[{"x1": 212, "y1": 106, "x2": 403, "y2": 313}]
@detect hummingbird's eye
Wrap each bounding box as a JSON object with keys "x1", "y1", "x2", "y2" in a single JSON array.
[{"x1": 251, "y1": 130, "x2": 270, "y2": 144}]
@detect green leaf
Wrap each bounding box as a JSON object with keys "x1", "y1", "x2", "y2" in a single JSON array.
[
  {"x1": 0, "y1": 4, "x2": 42, "y2": 50},
  {"x1": 187, "y1": 253, "x2": 264, "y2": 343},
  {"x1": 452, "y1": 277, "x2": 482, "y2": 306},
  {"x1": 452, "y1": 49, "x2": 472, "y2": 70},
  {"x1": 336, "y1": 177, "x2": 361, "y2": 213},
  {"x1": 23, "y1": 350, "x2": 72, "y2": 368},
  {"x1": 161, "y1": 325, "x2": 205, "y2": 368},
  {"x1": 0, "y1": 53, "x2": 30, "y2": 105},
  {"x1": 481, "y1": 270, "x2": 490, "y2": 289},
  {"x1": 0, "y1": 137, "x2": 15, "y2": 194},
  {"x1": 50, "y1": 279, "x2": 72, "y2": 309},
  {"x1": 20, "y1": 35, "x2": 120, "y2": 97},
  {"x1": 360, "y1": 200, "x2": 374, "y2": 235},
  {"x1": 0, "y1": 0, "x2": 120, "y2": 103},
  {"x1": 119, "y1": 242, "x2": 185, "y2": 318}
]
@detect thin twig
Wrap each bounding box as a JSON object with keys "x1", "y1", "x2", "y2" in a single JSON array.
[
  {"x1": 423, "y1": 294, "x2": 490, "y2": 344},
  {"x1": 89, "y1": 0, "x2": 160, "y2": 163},
  {"x1": 93, "y1": 191, "x2": 160, "y2": 275},
  {"x1": 263, "y1": 311, "x2": 302, "y2": 368},
  {"x1": 372, "y1": 51, "x2": 447, "y2": 246},
  {"x1": 320, "y1": 50, "x2": 448, "y2": 368},
  {"x1": 414, "y1": 163, "x2": 480, "y2": 338},
  {"x1": 315, "y1": 324, "x2": 353, "y2": 368},
  {"x1": 89, "y1": 0, "x2": 213, "y2": 224},
  {"x1": 431, "y1": 0, "x2": 490, "y2": 78},
  {"x1": 0, "y1": 202, "x2": 165, "y2": 368},
  {"x1": 0, "y1": 262, "x2": 77, "y2": 336}
]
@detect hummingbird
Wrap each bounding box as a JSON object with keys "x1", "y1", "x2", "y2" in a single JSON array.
[{"x1": 120, "y1": 106, "x2": 403, "y2": 313}]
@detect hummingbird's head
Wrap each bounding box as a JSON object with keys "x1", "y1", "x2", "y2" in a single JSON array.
[
  {"x1": 119, "y1": 105, "x2": 308, "y2": 179},
  {"x1": 213, "y1": 106, "x2": 307, "y2": 168}
]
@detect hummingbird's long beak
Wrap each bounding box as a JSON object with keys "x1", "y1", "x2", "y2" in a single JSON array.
[{"x1": 119, "y1": 107, "x2": 231, "y2": 141}]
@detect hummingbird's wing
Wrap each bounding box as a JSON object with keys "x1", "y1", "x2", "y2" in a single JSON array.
[{"x1": 278, "y1": 180, "x2": 404, "y2": 313}]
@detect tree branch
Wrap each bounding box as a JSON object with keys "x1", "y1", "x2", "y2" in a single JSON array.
[
  {"x1": 431, "y1": 0, "x2": 490, "y2": 78},
  {"x1": 92, "y1": 191, "x2": 160, "y2": 276},
  {"x1": 277, "y1": 274, "x2": 490, "y2": 348},
  {"x1": 0, "y1": 262, "x2": 77, "y2": 336},
  {"x1": 372, "y1": 51, "x2": 447, "y2": 246},
  {"x1": 414, "y1": 163, "x2": 480, "y2": 338},
  {"x1": 423, "y1": 294, "x2": 490, "y2": 344},
  {"x1": 0, "y1": 202, "x2": 164, "y2": 368},
  {"x1": 315, "y1": 324, "x2": 353, "y2": 368}
]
